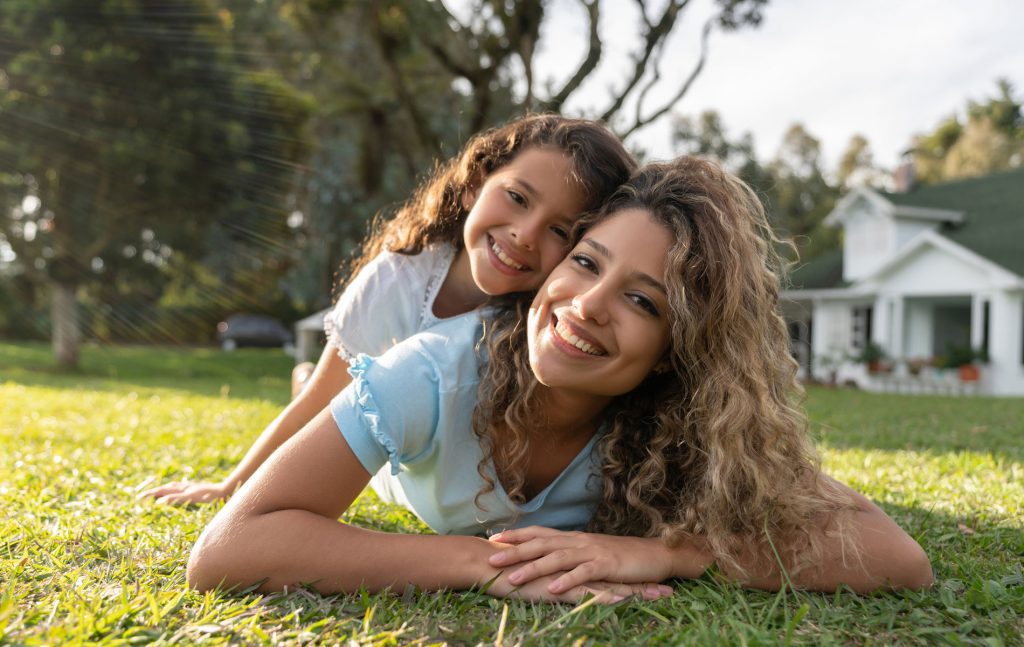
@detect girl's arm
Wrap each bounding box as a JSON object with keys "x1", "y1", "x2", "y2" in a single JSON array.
[
  {"x1": 186, "y1": 407, "x2": 669, "y2": 603},
  {"x1": 488, "y1": 480, "x2": 934, "y2": 594},
  {"x1": 142, "y1": 345, "x2": 352, "y2": 505}
]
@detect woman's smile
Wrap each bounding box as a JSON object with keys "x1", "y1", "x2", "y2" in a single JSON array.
[
  {"x1": 550, "y1": 312, "x2": 607, "y2": 357},
  {"x1": 528, "y1": 208, "x2": 672, "y2": 398}
]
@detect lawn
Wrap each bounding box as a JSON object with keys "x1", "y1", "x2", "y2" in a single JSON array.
[{"x1": 2, "y1": 341, "x2": 1022, "y2": 645}]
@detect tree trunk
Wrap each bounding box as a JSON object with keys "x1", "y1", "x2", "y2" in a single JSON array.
[{"x1": 51, "y1": 281, "x2": 80, "y2": 369}]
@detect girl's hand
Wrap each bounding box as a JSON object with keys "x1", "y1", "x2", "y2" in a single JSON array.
[
  {"x1": 484, "y1": 569, "x2": 672, "y2": 604},
  {"x1": 140, "y1": 479, "x2": 233, "y2": 505},
  {"x1": 487, "y1": 526, "x2": 681, "y2": 595}
]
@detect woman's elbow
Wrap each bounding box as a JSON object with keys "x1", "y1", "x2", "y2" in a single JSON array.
[
  {"x1": 890, "y1": 538, "x2": 934, "y2": 590},
  {"x1": 186, "y1": 519, "x2": 241, "y2": 592}
]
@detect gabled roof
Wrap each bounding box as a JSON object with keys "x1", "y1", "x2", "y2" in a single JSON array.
[
  {"x1": 790, "y1": 167, "x2": 1024, "y2": 290},
  {"x1": 878, "y1": 166, "x2": 1024, "y2": 276},
  {"x1": 787, "y1": 249, "x2": 847, "y2": 290}
]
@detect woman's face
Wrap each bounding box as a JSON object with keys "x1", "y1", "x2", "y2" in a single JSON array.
[{"x1": 528, "y1": 208, "x2": 673, "y2": 398}]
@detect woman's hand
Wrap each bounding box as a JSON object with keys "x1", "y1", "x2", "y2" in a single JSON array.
[
  {"x1": 140, "y1": 479, "x2": 233, "y2": 505},
  {"x1": 484, "y1": 568, "x2": 672, "y2": 604},
  {"x1": 487, "y1": 526, "x2": 687, "y2": 595}
]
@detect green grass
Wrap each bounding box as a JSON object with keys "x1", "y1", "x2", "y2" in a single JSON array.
[{"x1": 2, "y1": 340, "x2": 1022, "y2": 646}]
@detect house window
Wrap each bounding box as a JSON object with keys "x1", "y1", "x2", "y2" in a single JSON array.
[{"x1": 851, "y1": 306, "x2": 873, "y2": 351}]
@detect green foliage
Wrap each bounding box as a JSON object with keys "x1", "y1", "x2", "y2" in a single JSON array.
[
  {"x1": 2, "y1": 343, "x2": 1022, "y2": 644},
  {"x1": 912, "y1": 79, "x2": 1024, "y2": 184},
  {"x1": 0, "y1": 0, "x2": 312, "y2": 349},
  {"x1": 672, "y1": 112, "x2": 841, "y2": 263},
  {"x1": 854, "y1": 341, "x2": 886, "y2": 365}
]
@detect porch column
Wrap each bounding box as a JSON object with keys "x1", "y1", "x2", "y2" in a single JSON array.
[
  {"x1": 871, "y1": 295, "x2": 887, "y2": 348},
  {"x1": 970, "y1": 293, "x2": 985, "y2": 350},
  {"x1": 890, "y1": 295, "x2": 905, "y2": 360}
]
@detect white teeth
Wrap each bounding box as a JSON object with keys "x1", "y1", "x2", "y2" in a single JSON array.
[
  {"x1": 554, "y1": 319, "x2": 604, "y2": 356},
  {"x1": 491, "y1": 240, "x2": 526, "y2": 270}
]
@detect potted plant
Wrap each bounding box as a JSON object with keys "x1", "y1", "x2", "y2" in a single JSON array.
[
  {"x1": 856, "y1": 342, "x2": 890, "y2": 374},
  {"x1": 945, "y1": 345, "x2": 987, "y2": 382}
]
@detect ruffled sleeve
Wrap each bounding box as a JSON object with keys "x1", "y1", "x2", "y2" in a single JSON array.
[{"x1": 329, "y1": 338, "x2": 442, "y2": 476}]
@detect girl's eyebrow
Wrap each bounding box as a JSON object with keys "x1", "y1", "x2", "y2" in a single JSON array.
[
  {"x1": 581, "y1": 239, "x2": 667, "y2": 294},
  {"x1": 516, "y1": 179, "x2": 539, "y2": 197}
]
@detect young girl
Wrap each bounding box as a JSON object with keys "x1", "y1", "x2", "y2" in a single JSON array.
[
  {"x1": 143, "y1": 114, "x2": 636, "y2": 505},
  {"x1": 186, "y1": 158, "x2": 932, "y2": 602}
]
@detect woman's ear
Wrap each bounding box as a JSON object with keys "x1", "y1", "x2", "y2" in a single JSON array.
[{"x1": 653, "y1": 356, "x2": 671, "y2": 375}]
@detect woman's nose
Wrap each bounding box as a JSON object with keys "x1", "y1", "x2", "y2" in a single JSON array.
[{"x1": 572, "y1": 286, "x2": 610, "y2": 325}]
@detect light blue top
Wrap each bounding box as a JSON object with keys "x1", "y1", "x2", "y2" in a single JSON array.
[{"x1": 330, "y1": 313, "x2": 605, "y2": 536}]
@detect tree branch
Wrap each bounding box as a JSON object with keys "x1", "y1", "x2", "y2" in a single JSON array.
[
  {"x1": 542, "y1": 0, "x2": 601, "y2": 113},
  {"x1": 619, "y1": 18, "x2": 711, "y2": 139},
  {"x1": 600, "y1": 0, "x2": 689, "y2": 123},
  {"x1": 369, "y1": 2, "x2": 441, "y2": 153}
]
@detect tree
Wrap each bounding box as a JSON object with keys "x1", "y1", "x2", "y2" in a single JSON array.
[
  {"x1": 0, "y1": 0, "x2": 312, "y2": 366},
  {"x1": 671, "y1": 112, "x2": 838, "y2": 261},
  {"x1": 910, "y1": 79, "x2": 1024, "y2": 184},
  {"x1": 215, "y1": 0, "x2": 771, "y2": 310},
  {"x1": 764, "y1": 124, "x2": 839, "y2": 259},
  {"x1": 836, "y1": 134, "x2": 884, "y2": 191}
]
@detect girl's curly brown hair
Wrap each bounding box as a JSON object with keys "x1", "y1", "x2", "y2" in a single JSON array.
[
  {"x1": 341, "y1": 113, "x2": 636, "y2": 286},
  {"x1": 473, "y1": 156, "x2": 858, "y2": 579}
]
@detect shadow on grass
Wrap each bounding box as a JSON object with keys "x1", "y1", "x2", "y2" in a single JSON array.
[{"x1": 0, "y1": 341, "x2": 295, "y2": 403}]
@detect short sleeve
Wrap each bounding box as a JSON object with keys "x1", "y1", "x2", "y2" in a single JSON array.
[
  {"x1": 324, "y1": 251, "x2": 420, "y2": 362},
  {"x1": 329, "y1": 340, "x2": 441, "y2": 476}
]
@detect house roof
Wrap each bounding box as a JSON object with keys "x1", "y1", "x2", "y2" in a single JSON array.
[
  {"x1": 788, "y1": 248, "x2": 847, "y2": 290},
  {"x1": 878, "y1": 166, "x2": 1024, "y2": 276},
  {"x1": 790, "y1": 167, "x2": 1024, "y2": 290}
]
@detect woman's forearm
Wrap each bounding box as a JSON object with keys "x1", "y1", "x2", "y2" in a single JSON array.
[
  {"x1": 187, "y1": 406, "x2": 506, "y2": 595},
  {"x1": 188, "y1": 507, "x2": 500, "y2": 594}
]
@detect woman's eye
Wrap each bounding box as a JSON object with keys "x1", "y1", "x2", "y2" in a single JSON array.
[
  {"x1": 571, "y1": 253, "x2": 597, "y2": 273},
  {"x1": 550, "y1": 225, "x2": 569, "y2": 240},
  {"x1": 630, "y1": 294, "x2": 660, "y2": 316},
  {"x1": 507, "y1": 190, "x2": 527, "y2": 207}
]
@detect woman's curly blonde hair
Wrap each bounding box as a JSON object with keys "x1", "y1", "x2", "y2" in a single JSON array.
[
  {"x1": 341, "y1": 113, "x2": 636, "y2": 287},
  {"x1": 473, "y1": 156, "x2": 858, "y2": 579}
]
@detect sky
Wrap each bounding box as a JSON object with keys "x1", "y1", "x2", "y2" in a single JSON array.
[{"x1": 498, "y1": 0, "x2": 1024, "y2": 173}]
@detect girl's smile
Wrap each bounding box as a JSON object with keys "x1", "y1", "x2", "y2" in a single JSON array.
[{"x1": 462, "y1": 148, "x2": 585, "y2": 296}]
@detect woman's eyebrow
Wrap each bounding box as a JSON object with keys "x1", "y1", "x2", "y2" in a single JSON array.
[{"x1": 582, "y1": 239, "x2": 667, "y2": 294}]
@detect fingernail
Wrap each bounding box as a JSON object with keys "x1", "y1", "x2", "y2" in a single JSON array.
[
  {"x1": 610, "y1": 594, "x2": 626, "y2": 603},
  {"x1": 658, "y1": 585, "x2": 673, "y2": 596},
  {"x1": 489, "y1": 532, "x2": 504, "y2": 542},
  {"x1": 489, "y1": 553, "x2": 504, "y2": 565},
  {"x1": 508, "y1": 570, "x2": 522, "y2": 584}
]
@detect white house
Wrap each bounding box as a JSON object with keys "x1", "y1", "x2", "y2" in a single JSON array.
[{"x1": 782, "y1": 167, "x2": 1024, "y2": 396}]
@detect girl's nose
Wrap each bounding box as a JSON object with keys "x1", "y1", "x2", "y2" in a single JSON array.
[{"x1": 510, "y1": 214, "x2": 543, "y2": 250}]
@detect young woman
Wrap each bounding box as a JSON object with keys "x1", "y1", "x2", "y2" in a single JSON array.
[
  {"x1": 143, "y1": 114, "x2": 635, "y2": 506},
  {"x1": 187, "y1": 158, "x2": 932, "y2": 602}
]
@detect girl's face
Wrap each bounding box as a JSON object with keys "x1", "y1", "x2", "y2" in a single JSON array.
[
  {"x1": 528, "y1": 208, "x2": 673, "y2": 398},
  {"x1": 462, "y1": 148, "x2": 586, "y2": 296}
]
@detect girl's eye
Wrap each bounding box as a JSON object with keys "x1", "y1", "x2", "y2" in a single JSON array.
[
  {"x1": 629, "y1": 293, "x2": 660, "y2": 317},
  {"x1": 571, "y1": 253, "x2": 597, "y2": 273},
  {"x1": 507, "y1": 190, "x2": 527, "y2": 207},
  {"x1": 550, "y1": 225, "x2": 569, "y2": 240}
]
